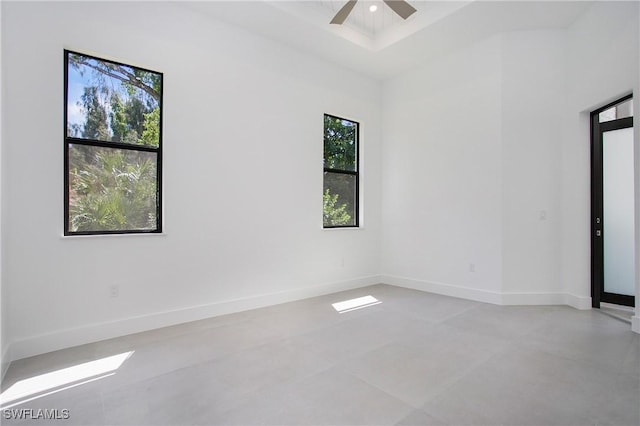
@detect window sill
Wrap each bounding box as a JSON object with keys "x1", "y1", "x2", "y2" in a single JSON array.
[{"x1": 61, "y1": 232, "x2": 167, "y2": 239}]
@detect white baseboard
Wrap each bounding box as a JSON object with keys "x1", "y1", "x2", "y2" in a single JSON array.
[
  {"x1": 4, "y1": 274, "x2": 600, "y2": 362},
  {"x1": 633, "y1": 316, "x2": 640, "y2": 334},
  {"x1": 563, "y1": 293, "x2": 592, "y2": 310},
  {"x1": 8, "y1": 275, "x2": 381, "y2": 362},
  {"x1": 381, "y1": 275, "x2": 592, "y2": 309},
  {"x1": 381, "y1": 275, "x2": 503, "y2": 304}
]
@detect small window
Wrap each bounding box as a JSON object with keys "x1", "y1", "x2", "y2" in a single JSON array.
[
  {"x1": 599, "y1": 97, "x2": 633, "y2": 123},
  {"x1": 64, "y1": 50, "x2": 163, "y2": 235},
  {"x1": 323, "y1": 114, "x2": 359, "y2": 228}
]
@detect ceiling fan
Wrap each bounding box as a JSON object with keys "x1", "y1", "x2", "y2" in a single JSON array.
[{"x1": 330, "y1": 0, "x2": 417, "y2": 25}]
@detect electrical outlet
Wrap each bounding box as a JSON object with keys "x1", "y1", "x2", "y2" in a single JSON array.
[{"x1": 109, "y1": 284, "x2": 120, "y2": 298}]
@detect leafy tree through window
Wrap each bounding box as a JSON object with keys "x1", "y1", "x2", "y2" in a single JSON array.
[
  {"x1": 323, "y1": 114, "x2": 359, "y2": 228},
  {"x1": 64, "y1": 50, "x2": 163, "y2": 235}
]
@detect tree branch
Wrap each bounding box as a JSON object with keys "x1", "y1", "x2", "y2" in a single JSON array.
[{"x1": 71, "y1": 56, "x2": 160, "y2": 102}]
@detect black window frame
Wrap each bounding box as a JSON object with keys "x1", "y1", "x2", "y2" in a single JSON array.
[
  {"x1": 323, "y1": 113, "x2": 360, "y2": 229},
  {"x1": 63, "y1": 49, "x2": 163, "y2": 236}
]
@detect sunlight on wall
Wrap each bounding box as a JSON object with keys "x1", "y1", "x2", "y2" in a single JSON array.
[
  {"x1": 332, "y1": 295, "x2": 381, "y2": 313},
  {"x1": 0, "y1": 351, "x2": 133, "y2": 409}
]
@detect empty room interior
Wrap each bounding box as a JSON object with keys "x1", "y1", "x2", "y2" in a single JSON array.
[{"x1": 1, "y1": 1, "x2": 639, "y2": 425}]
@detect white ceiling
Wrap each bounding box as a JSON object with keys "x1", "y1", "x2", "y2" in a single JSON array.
[
  {"x1": 315, "y1": 0, "x2": 413, "y2": 37},
  {"x1": 268, "y1": 1, "x2": 473, "y2": 51},
  {"x1": 184, "y1": 1, "x2": 594, "y2": 80}
]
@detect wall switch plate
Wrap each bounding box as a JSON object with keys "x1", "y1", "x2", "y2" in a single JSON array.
[{"x1": 109, "y1": 284, "x2": 120, "y2": 298}]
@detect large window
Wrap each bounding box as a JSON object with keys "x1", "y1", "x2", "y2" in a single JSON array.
[
  {"x1": 323, "y1": 114, "x2": 359, "y2": 228},
  {"x1": 64, "y1": 50, "x2": 163, "y2": 235}
]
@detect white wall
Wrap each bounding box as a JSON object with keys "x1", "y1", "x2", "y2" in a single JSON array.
[
  {"x1": 380, "y1": 30, "x2": 567, "y2": 305},
  {"x1": 562, "y1": 1, "x2": 639, "y2": 308},
  {"x1": 0, "y1": 0, "x2": 8, "y2": 379},
  {"x1": 382, "y1": 1, "x2": 639, "y2": 311},
  {"x1": 2, "y1": 1, "x2": 383, "y2": 360},
  {"x1": 3, "y1": 2, "x2": 640, "y2": 362},
  {"x1": 636, "y1": 2, "x2": 640, "y2": 334},
  {"x1": 501, "y1": 30, "x2": 565, "y2": 302},
  {"x1": 381, "y1": 36, "x2": 504, "y2": 303}
]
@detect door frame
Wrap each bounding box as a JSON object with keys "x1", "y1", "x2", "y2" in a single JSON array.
[{"x1": 591, "y1": 94, "x2": 635, "y2": 308}]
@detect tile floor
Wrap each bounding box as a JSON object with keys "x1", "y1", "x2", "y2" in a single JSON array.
[{"x1": 1, "y1": 284, "x2": 639, "y2": 425}]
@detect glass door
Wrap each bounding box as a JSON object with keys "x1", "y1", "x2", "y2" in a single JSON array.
[{"x1": 591, "y1": 95, "x2": 635, "y2": 307}]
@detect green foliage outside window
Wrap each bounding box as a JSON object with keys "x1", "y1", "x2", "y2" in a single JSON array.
[
  {"x1": 69, "y1": 146, "x2": 157, "y2": 232},
  {"x1": 65, "y1": 51, "x2": 162, "y2": 234},
  {"x1": 323, "y1": 189, "x2": 352, "y2": 226},
  {"x1": 324, "y1": 115, "x2": 357, "y2": 171},
  {"x1": 323, "y1": 114, "x2": 358, "y2": 227}
]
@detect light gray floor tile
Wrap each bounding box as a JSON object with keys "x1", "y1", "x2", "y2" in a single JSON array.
[
  {"x1": 338, "y1": 323, "x2": 509, "y2": 408},
  {"x1": 379, "y1": 289, "x2": 480, "y2": 324},
  {"x1": 518, "y1": 307, "x2": 640, "y2": 374},
  {"x1": 201, "y1": 337, "x2": 335, "y2": 398},
  {"x1": 2, "y1": 284, "x2": 638, "y2": 426},
  {"x1": 98, "y1": 317, "x2": 286, "y2": 391},
  {"x1": 422, "y1": 344, "x2": 629, "y2": 425},
  {"x1": 442, "y1": 303, "x2": 556, "y2": 341},
  {"x1": 621, "y1": 335, "x2": 640, "y2": 377},
  {"x1": 239, "y1": 304, "x2": 343, "y2": 340},
  {"x1": 216, "y1": 368, "x2": 414, "y2": 425},
  {"x1": 1, "y1": 344, "x2": 99, "y2": 392},
  {"x1": 290, "y1": 313, "x2": 395, "y2": 365},
  {"x1": 102, "y1": 361, "x2": 229, "y2": 425},
  {"x1": 343, "y1": 309, "x2": 436, "y2": 342},
  {"x1": 1, "y1": 376, "x2": 105, "y2": 426},
  {"x1": 338, "y1": 342, "x2": 459, "y2": 408},
  {"x1": 395, "y1": 408, "x2": 448, "y2": 426},
  {"x1": 591, "y1": 373, "x2": 640, "y2": 426}
]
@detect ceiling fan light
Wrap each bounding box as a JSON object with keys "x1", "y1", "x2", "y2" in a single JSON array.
[{"x1": 331, "y1": 0, "x2": 417, "y2": 24}]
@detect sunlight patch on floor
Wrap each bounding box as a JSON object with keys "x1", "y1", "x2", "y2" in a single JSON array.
[
  {"x1": 0, "y1": 351, "x2": 133, "y2": 408},
  {"x1": 332, "y1": 295, "x2": 381, "y2": 313}
]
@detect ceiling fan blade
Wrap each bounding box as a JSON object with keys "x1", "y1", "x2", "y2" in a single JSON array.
[
  {"x1": 330, "y1": 0, "x2": 358, "y2": 25},
  {"x1": 383, "y1": 0, "x2": 417, "y2": 20}
]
